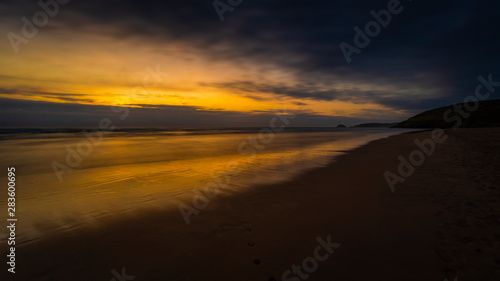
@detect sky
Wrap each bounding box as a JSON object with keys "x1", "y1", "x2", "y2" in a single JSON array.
[{"x1": 1, "y1": 0, "x2": 499, "y2": 127}]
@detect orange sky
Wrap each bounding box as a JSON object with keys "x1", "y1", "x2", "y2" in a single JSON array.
[{"x1": 0, "y1": 21, "x2": 421, "y2": 122}]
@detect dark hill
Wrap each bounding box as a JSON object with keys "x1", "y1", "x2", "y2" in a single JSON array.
[{"x1": 394, "y1": 99, "x2": 500, "y2": 128}]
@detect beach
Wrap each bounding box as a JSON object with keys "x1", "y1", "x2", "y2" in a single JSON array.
[
  {"x1": 2, "y1": 0, "x2": 499, "y2": 280},
  {"x1": 12, "y1": 128, "x2": 500, "y2": 281}
]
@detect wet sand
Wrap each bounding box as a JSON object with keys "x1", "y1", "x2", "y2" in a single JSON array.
[{"x1": 14, "y1": 128, "x2": 500, "y2": 281}]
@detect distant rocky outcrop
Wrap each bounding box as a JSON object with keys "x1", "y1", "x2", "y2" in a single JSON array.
[
  {"x1": 394, "y1": 99, "x2": 500, "y2": 128},
  {"x1": 336, "y1": 124, "x2": 347, "y2": 128},
  {"x1": 352, "y1": 123, "x2": 398, "y2": 128}
]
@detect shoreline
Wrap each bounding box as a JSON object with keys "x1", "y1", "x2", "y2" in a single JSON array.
[
  {"x1": 15, "y1": 128, "x2": 500, "y2": 281},
  {"x1": 2, "y1": 129, "x2": 411, "y2": 246}
]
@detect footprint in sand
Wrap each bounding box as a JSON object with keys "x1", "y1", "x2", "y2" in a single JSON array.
[{"x1": 246, "y1": 228, "x2": 261, "y2": 267}]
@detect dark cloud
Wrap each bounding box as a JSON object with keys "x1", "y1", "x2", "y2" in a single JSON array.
[
  {"x1": 60, "y1": 0, "x2": 500, "y2": 99},
  {"x1": 0, "y1": 98, "x2": 384, "y2": 127},
  {"x1": 201, "y1": 79, "x2": 446, "y2": 113},
  {"x1": 0, "y1": 88, "x2": 95, "y2": 103}
]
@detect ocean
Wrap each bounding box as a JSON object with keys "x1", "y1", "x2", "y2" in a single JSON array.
[{"x1": 0, "y1": 127, "x2": 414, "y2": 244}]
